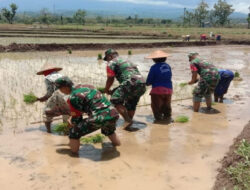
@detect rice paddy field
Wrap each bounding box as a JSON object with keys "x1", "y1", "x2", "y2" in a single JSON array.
[
  {"x1": 0, "y1": 24, "x2": 250, "y2": 47},
  {"x1": 0, "y1": 43, "x2": 249, "y2": 189}
]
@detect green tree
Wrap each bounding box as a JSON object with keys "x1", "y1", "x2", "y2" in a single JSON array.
[
  {"x1": 73, "y1": 9, "x2": 86, "y2": 25},
  {"x1": 184, "y1": 11, "x2": 195, "y2": 26},
  {"x1": 1, "y1": 3, "x2": 18, "y2": 24},
  {"x1": 96, "y1": 16, "x2": 103, "y2": 23},
  {"x1": 194, "y1": 0, "x2": 209, "y2": 27},
  {"x1": 213, "y1": 0, "x2": 234, "y2": 26},
  {"x1": 39, "y1": 8, "x2": 50, "y2": 24}
]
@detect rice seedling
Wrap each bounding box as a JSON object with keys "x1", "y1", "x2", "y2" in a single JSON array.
[
  {"x1": 128, "y1": 50, "x2": 132, "y2": 55},
  {"x1": 52, "y1": 123, "x2": 69, "y2": 135},
  {"x1": 23, "y1": 92, "x2": 37, "y2": 104},
  {"x1": 175, "y1": 115, "x2": 189, "y2": 123},
  {"x1": 226, "y1": 139, "x2": 250, "y2": 190},
  {"x1": 97, "y1": 87, "x2": 105, "y2": 93},
  {"x1": 80, "y1": 134, "x2": 106, "y2": 144},
  {"x1": 235, "y1": 71, "x2": 240, "y2": 78},
  {"x1": 67, "y1": 48, "x2": 72, "y2": 54},
  {"x1": 179, "y1": 82, "x2": 188, "y2": 88},
  {"x1": 97, "y1": 53, "x2": 103, "y2": 60}
]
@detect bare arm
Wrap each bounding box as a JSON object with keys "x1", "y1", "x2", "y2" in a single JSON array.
[
  {"x1": 37, "y1": 79, "x2": 54, "y2": 102},
  {"x1": 188, "y1": 71, "x2": 198, "y2": 85},
  {"x1": 105, "y1": 77, "x2": 115, "y2": 94}
]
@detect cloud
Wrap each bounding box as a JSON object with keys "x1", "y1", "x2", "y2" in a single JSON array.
[
  {"x1": 99, "y1": 0, "x2": 189, "y2": 8},
  {"x1": 99, "y1": 0, "x2": 249, "y2": 13},
  {"x1": 229, "y1": 0, "x2": 250, "y2": 14}
]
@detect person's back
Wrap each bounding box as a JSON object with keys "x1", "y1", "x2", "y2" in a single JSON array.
[
  {"x1": 69, "y1": 84, "x2": 111, "y2": 115},
  {"x1": 146, "y1": 51, "x2": 173, "y2": 121},
  {"x1": 219, "y1": 69, "x2": 234, "y2": 79},
  {"x1": 146, "y1": 62, "x2": 172, "y2": 89},
  {"x1": 190, "y1": 58, "x2": 219, "y2": 81},
  {"x1": 107, "y1": 58, "x2": 144, "y2": 84}
]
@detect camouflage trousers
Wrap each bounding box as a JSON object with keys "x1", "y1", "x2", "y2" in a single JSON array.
[
  {"x1": 193, "y1": 78, "x2": 219, "y2": 102},
  {"x1": 69, "y1": 107, "x2": 119, "y2": 139},
  {"x1": 43, "y1": 91, "x2": 70, "y2": 123},
  {"x1": 111, "y1": 81, "x2": 146, "y2": 111}
]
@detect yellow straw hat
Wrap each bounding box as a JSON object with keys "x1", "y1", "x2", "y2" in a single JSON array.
[{"x1": 146, "y1": 50, "x2": 170, "y2": 59}]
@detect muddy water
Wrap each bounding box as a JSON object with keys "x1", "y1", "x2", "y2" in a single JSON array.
[{"x1": 0, "y1": 45, "x2": 249, "y2": 190}]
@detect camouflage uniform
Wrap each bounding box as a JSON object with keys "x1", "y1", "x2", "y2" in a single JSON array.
[
  {"x1": 190, "y1": 58, "x2": 220, "y2": 102},
  {"x1": 68, "y1": 85, "x2": 119, "y2": 139},
  {"x1": 43, "y1": 72, "x2": 70, "y2": 123},
  {"x1": 107, "y1": 58, "x2": 146, "y2": 111}
]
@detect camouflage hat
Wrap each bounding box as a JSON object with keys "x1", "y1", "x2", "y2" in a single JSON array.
[
  {"x1": 103, "y1": 48, "x2": 118, "y2": 61},
  {"x1": 55, "y1": 76, "x2": 73, "y2": 89},
  {"x1": 188, "y1": 52, "x2": 199, "y2": 57}
]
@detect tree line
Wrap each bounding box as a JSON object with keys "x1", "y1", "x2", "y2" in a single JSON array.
[{"x1": 183, "y1": 0, "x2": 235, "y2": 27}]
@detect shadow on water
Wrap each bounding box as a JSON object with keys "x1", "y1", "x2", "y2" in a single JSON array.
[
  {"x1": 200, "y1": 107, "x2": 221, "y2": 114},
  {"x1": 56, "y1": 143, "x2": 120, "y2": 161},
  {"x1": 222, "y1": 98, "x2": 234, "y2": 104},
  {"x1": 25, "y1": 125, "x2": 47, "y2": 133},
  {"x1": 25, "y1": 125, "x2": 69, "y2": 137}
]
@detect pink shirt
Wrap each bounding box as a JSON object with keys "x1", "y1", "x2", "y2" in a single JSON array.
[{"x1": 150, "y1": 87, "x2": 173, "y2": 95}]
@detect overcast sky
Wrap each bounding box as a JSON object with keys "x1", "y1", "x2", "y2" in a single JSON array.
[
  {"x1": 0, "y1": 0, "x2": 249, "y2": 14},
  {"x1": 100, "y1": 0, "x2": 249, "y2": 13}
]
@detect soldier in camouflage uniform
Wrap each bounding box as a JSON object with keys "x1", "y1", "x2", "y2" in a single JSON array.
[
  {"x1": 36, "y1": 64, "x2": 70, "y2": 133},
  {"x1": 103, "y1": 49, "x2": 146, "y2": 131},
  {"x1": 188, "y1": 52, "x2": 220, "y2": 112},
  {"x1": 55, "y1": 76, "x2": 121, "y2": 154}
]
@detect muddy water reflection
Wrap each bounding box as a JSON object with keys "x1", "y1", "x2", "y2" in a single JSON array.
[{"x1": 0, "y1": 45, "x2": 249, "y2": 190}]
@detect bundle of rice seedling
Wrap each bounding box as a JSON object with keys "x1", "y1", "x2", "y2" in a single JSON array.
[
  {"x1": 67, "y1": 48, "x2": 72, "y2": 54},
  {"x1": 97, "y1": 87, "x2": 105, "y2": 93},
  {"x1": 97, "y1": 53, "x2": 103, "y2": 60},
  {"x1": 179, "y1": 82, "x2": 188, "y2": 88},
  {"x1": 128, "y1": 50, "x2": 132, "y2": 55},
  {"x1": 234, "y1": 71, "x2": 240, "y2": 78},
  {"x1": 80, "y1": 134, "x2": 106, "y2": 144},
  {"x1": 234, "y1": 71, "x2": 243, "y2": 81},
  {"x1": 23, "y1": 93, "x2": 37, "y2": 104},
  {"x1": 175, "y1": 115, "x2": 189, "y2": 123},
  {"x1": 52, "y1": 123, "x2": 69, "y2": 135}
]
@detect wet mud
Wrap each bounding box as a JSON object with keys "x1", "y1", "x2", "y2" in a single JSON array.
[
  {"x1": 0, "y1": 41, "x2": 217, "y2": 52},
  {"x1": 0, "y1": 45, "x2": 249, "y2": 190},
  {"x1": 0, "y1": 40, "x2": 249, "y2": 53}
]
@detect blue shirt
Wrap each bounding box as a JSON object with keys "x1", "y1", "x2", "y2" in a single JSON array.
[
  {"x1": 146, "y1": 62, "x2": 172, "y2": 89},
  {"x1": 218, "y1": 69, "x2": 234, "y2": 79}
]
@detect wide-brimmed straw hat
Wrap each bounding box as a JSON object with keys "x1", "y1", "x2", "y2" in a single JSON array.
[
  {"x1": 36, "y1": 63, "x2": 62, "y2": 75},
  {"x1": 146, "y1": 50, "x2": 170, "y2": 59}
]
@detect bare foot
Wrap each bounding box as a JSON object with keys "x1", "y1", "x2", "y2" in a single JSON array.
[
  {"x1": 108, "y1": 133, "x2": 121, "y2": 146},
  {"x1": 123, "y1": 121, "x2": 138, "y2": 131}
]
